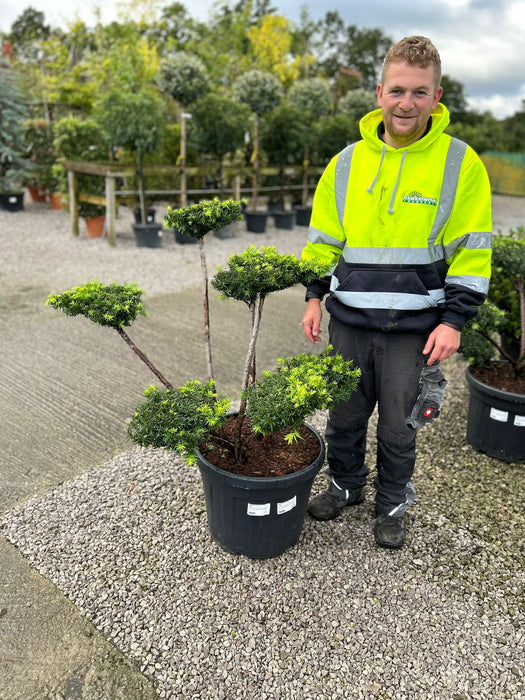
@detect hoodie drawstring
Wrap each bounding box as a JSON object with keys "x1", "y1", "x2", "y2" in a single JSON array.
[
  {"x1": 367, "y1": 144, "x2": 386, "y2": 194},
  {"x1": 367, "y1": 147, "x2": 408, "y2": 215},
  {"x1": 388, "y1": 150, "x2": 407, "y2": 214}
]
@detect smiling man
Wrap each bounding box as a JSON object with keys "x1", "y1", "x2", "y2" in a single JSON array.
[{"x1": 301, "y1": 36, "x2": 492, "y2": 549}]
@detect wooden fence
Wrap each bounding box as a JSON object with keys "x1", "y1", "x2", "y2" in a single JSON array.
[{"x1": 63, "y1": 160, "x2": 324, "y2": 246}]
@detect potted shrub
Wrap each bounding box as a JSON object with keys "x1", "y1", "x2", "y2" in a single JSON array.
[
  {"x1": 459, "y1": 231, "x2": 525, "y2": 461},
  {"x1": 288, "y1": 78, "x2": 331, "y2": 220},
  {"x1": 96, "y1": 88, "x2": 165, "y2": 247},
  {"x1": 232, "y1": 69, "x2": 283, "y2": 233},
  {"x1": 0, "y1": 61, "x2": 31, "y2": 211},
  {"x1": 47, "y1": 199, "x2": 361, "y2": 559},
  {"x1": 53, "y1": 116, "x2": 110, "y2": 232},
  {"x1": 260, "y1": 103, "x2": 308, "y2": 229},
  {"x1": 24, "y1": 119, "x2": 55, "y2": 202}
]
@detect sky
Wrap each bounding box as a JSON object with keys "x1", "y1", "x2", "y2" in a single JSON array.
[{"x1": 1, "y1": 0, "x2": 524, "y2": 119}]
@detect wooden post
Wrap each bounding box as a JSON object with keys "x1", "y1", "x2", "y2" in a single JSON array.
[
  {"x1": 180, "y1": 107, "x2": 187, "y2": 208},
  {"x1": 67, "y1": 169, "x2": 79, "y2": 237},
  {"x1": 105, "y1": 175, "x2": 116, "y2": 247},
  {"x1": 233, "y1": 174, "x2": 241, "y2": 202}
]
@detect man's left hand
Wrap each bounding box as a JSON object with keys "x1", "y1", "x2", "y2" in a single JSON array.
[{"x1": 423, "y1": 324, "x2": 461, "y2": 366}]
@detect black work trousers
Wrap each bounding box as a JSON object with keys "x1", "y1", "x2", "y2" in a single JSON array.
[{"x1": 326, "y1": 317, "x2": 427, "y2": 516}]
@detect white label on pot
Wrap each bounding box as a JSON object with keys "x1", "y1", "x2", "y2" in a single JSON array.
[
  {"x1": 247, "y1": 503, "x2": 270, "y2": 517},
  {"x1": 489, "y1": 407, "x2": 508, "y2": 422},
  {"x1": 513, "y1": 415, "x2": 525, "y2": 427},
  {"x1": 9, "y1": 196, "x2": 17, "y2": 203},
  {"x1": 277, "y1": 496, "x2": 297, "y2": 515}
]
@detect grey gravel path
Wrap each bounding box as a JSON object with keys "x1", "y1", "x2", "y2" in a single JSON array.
[{"x1": 0, "y1": 195, "x2": 524, "y2": 699}]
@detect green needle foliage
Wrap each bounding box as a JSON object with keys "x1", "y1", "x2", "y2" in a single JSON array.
[
  {"x1": 459, "y1": 230, "x2": 525, "y2": 376},
  {"x1": 244, "y1": 346, "x2": 361, "y2": 443},
  {"x1": 128, "y1": 381, "x2": 231, "y2": 465},
  {"x1": 212, "y1": 245, "x2": 330, "y2": 304},
  {"x1": 165, "y1": 199, "x2": 243, "y2": 240},
  {"x1": 46, "y1": 281, "x2": 146, "y2": 329}
]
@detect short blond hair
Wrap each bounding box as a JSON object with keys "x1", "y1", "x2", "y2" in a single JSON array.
[{"x1": 381, "y1": 36, "x2": 442, "y2": 88}]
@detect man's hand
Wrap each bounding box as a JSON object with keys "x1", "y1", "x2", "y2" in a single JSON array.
[
  {"x1": 423, "y1": 324, "x2": 461, "y2": 365},
  {"x1": 302, "y1": 298, "x2": 323, "y2": 344}
]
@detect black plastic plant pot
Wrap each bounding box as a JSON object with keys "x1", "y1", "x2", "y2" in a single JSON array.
[
  {"x1": 273, "y1": 210, "x2": 296, "y2": 230},
  {"x1": 132, "y1": 222, "x2": 163, "y2": 248},
  {"x1": 0, "y1": 192, "x2": 24, "y2": 212},
  {"x1": 196, "y1": 425, "x2": 325, "y2": 559},
  {"x1": 133, "y1": 207, "x2": 156, "y2": 224},
  {"x1": 294, "y1": 206, "x2": 312, "y2": 227},
  {"x1": 174, "y1": 228, "x2": 198, "y2": 245},
  {"x1": 244, "y1": 210, "x2": 268, "y2": 234},
  {"x1": 465, "y1": 367, "x2": 525, "y2": 462}
]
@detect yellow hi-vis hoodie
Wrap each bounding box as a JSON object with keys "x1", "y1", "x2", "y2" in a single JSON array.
[{"x1": 302, "y1": 103, "x2": 492, "y2": 332}]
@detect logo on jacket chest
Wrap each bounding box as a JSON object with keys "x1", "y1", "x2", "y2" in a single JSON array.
[{"x1": 402, "y1": 191, "x2": 438, "y2": 207}]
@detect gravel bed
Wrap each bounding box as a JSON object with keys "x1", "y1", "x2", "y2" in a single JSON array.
[{"x1": 1, "y1": 195, "x2": 524, "y2": 699}]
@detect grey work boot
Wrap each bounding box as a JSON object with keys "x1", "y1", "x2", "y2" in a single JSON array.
[
  {"x1": 374, "y1": 514, "x2": 406, "y2": 549},
  {"x1": 308, "y1": 480, "x2": 365, "y2": 521}
]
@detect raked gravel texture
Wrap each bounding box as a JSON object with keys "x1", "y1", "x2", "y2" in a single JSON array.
[{"x1": 1, "y1": 196, "x2": 524, "y2": 699}]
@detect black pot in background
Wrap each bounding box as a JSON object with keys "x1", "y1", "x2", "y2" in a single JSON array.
[
  {"x1": 294, "y1": 206, "x2": 312, "y2": 227},
  {"x1": 174, "y1": 228, "x2": 198, "y2": 245},
  {"x1": 465, "y1": 366, "x2": 525, "y2": 462},
  {"x1": 214, "y1": 222, "x2": 236, "y2": 239},
  {"x1": 245, "y1": 210, "x2": 268, "y2": 234},
  {"x1": 273, "y1": 210, "x2": 296, "y2": 230},
  {"x1": 132, "y1": 222, "x2": 163, "y2": 248},
  {"x1": 0, "y1": 192, "x2": 24, "y2": 212},
  {"x1": 133, "y1": 207, "x2": 156, "y2": 224}
]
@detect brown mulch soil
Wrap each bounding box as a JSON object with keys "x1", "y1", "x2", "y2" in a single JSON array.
[
  {"x1": 471, "y1": 361, "x2": 525, "y2": 394},
  {"x1": 198, "y1": 415, "x2": 321, "y2": 478}
]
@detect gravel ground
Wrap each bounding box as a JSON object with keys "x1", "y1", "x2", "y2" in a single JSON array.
[{"x1": 1, "y1": 195, "x2": 524, "y2": 699}]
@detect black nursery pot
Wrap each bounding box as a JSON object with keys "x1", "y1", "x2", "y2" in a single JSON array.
[
  {"x1": 196, "y1": 424, "x2": 325, "y2": 559},
  {"x1": 132, "y1": 223, "x2": 163, "y2": 248},
  {"x1": 133, "y1": 207, "x2": 156, "y2": 224},
  {"x1": 244, "y1": 210, "x2": 268, "y2": 234},
  {"x1": 0, "y1": 192, "x2": 24, "y2": 212}
]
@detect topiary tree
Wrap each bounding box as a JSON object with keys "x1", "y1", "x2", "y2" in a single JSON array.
[
  {"x1": 260, "y1": 104, "x2": 307, "y2": 209},
  {"x1": 337, "y1": 88, "x2": 377, "y2": 121},
  {"x1": 192, "y1": 94, "x2": 250, "y2": 195},
  {"x1": 158, "y1": 52, "x2": 209, "y2": 207},
  {"x1": 232, "y1": 69, "x2": 283, "y2": 210},
  {"x1": 288, "y1": 78, "x2": 331, "y2": 206},
  {"x1": 96, "y1": 88, "x2": 164, "y2": 224}
]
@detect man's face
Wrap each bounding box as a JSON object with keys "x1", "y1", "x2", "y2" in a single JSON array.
[{"x1": 376, "y1": 61, "x2": 443, "y2": 148}]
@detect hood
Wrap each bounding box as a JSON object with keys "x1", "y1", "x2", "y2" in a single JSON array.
[
  {"x1": 359, "y1": 103, "x2": 450, "y2": 153},
  {"x1": 358, "y1": 103, "x2": 450, "y2": 214}
]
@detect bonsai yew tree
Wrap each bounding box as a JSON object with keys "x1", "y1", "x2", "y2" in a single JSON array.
[
  {"x1": 232, "y1": 69, "x2": 283, "y2": 210},
  {"x1": 96, "y1": 88, "x2": 164, "y2": 225},
  {"x1": 158, "y1": 52, "x2": 209, "y2": 207},
  {"x1": 288, "y1": 78, "x2": 331, "y2": 206},
  {"x1": 48, "y1": 200, "x2": 361, "y2": 470},
  {"x1": 459, "y1": 231, "x2": 525, "y2": 378}
]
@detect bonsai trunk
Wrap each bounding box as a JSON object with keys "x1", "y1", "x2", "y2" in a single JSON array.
[
  {"x1": 117, "y1": 327, "x2": 173, "y2": 389},
  {"x1": 199, "y1": 238, "x2": 215, "y2": 388},
  {"x1": 234, "y1": 293, "x2": 265, "y2": 461}
]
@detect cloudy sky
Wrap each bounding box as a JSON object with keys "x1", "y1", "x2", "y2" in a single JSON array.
[{"x1": 1, "y1": 0, "x2": 524, "y2": 118}]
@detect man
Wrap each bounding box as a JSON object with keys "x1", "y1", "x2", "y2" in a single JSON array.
[{"x1": 301, "y1": 36, "x2": 492, "y2": 549}]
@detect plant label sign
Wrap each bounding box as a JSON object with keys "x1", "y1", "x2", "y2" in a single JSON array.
[{"x1": 247, "y1": 503, "x2": 271, "y2": 517}]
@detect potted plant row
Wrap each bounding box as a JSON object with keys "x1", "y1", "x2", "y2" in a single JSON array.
[
  {"x1": 47, "y1": 198, "x2": 361, "y2": 559},
  {"x1": 459, "y1": 230, "x2": 525, "y2": 461}
]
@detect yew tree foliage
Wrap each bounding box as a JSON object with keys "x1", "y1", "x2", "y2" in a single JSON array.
[
  {"x1": 165, "y1": 199, "x2": 243, "y2": 239},
  {"x1": 459, "y1": 231, "x2": 525, "y2": 375},
  {"x1": 47, "y1": 281, "x2": 146, "y2": 329}
]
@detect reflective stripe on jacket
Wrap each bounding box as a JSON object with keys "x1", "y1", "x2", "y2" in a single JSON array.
[{"x1": 302, "y1": 103, "x2": 492, "y2": 332}]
